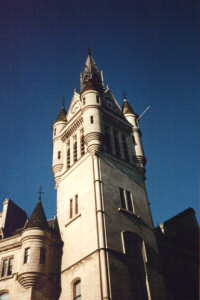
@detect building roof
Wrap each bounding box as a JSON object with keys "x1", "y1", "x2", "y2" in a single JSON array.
[{"x1": 25, "y1": 201, "x2": 49, "y2": 230}]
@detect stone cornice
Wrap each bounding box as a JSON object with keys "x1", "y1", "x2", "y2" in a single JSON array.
[
  {"x1": 102, "y1": 109, "x2": 132, "y2": 132},
  {"x1": 61, "y1": 117, "x2": 83, "y2": 141},
  {"x1": 0, "y1": 241, "x2": 21, "y2": 252}
]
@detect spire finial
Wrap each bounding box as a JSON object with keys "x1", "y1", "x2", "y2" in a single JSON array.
[
  {"x1": 88, "y1": 48, "x2": 92, "y2": 56},
  {"x1": 62, "y1": 96, "x2": 65, "y2": 108},
  {"x1": 123, "y1": 91, "x2": 128, "y2": 101},
  {"x1": 38, "y1": 185, "x2": 44, "y2": 202}
]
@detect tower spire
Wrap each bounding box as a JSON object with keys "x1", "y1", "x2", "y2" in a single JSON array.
[
  {"x1": 88, "y1": 47, "x2": 92, "y2": 56},
  {"x1": 80, "y1": 50, "x2": 104, "y2": 92},
  {"x1": 38, "y1": 185, "x2": 44, "y2": 202}
]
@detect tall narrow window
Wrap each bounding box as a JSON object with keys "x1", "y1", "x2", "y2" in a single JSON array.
[
  {"x1": 75, "y1": 194, "x2": 78, "y2": 215},
  {"x1": 1, "y1": 259, "x2": 8, "y2": 277},
  {"x1": 122, "y1": 135, "x2": 129, "y2": 162},
  {"x1": 57, "y1": 151, "x2": 61, "y2": 159},
  {"x1": 122, "y1": 232, "x2": 149, "y2": 300},
  {"x1": 119, "y1": 188, "x2": 134, "y2": 212},
  {"x1": 67, "y1": 146, "x2": 70, "y2": 169},
  {"x1": 7, "y1": 258, "x2": 13, "y2": 276},
  {"x1": 39, "y1": 247, "x2": 46, "y2": 264},
  {"x1": 73, "y1": 136, "x2": 77, "y2": 163},
  {"x1": 90, "y1": 116, "x2": 94, "y2": 124},
  {"x1": 126, "y1": 190, "x2": 133, "y2": 212},
  {"x1": 73, "y1": 280, "x2": 81, "y2": 300},
  {"x1": 70, "y1": 199, "x2": 73, "y2": 219},
  {"x1": 119, "y1": 188, "x2": 126, "y2": 209},
  {"x1": 96, "y1": 95, "x2": 100, "y2": 103},
  {"x1": 114, "y1": 131, "x2": 121, "y2": 157},
  {"x1": 83, "y1": 97, "x2": 86, "y2": 105},
  {"x1": 80, "y1": 130, "x2": 85, "y2": 156},
  {"x1": 24, "y1": 248, "x2": 30, "y2": 264}
]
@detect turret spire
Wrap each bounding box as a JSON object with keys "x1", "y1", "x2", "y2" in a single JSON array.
[
  {"x1": 25, "y1": 201, "x2": 49, "y2": 230},
  {"x1": 55, "y1": 97, "x2": 67, "y2": 123},
  {"x1": 122, "y1": 97, "x2": 138, "y2": 116}
]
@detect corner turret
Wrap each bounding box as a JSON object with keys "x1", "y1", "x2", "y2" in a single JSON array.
[
  {"x1": 80, "y1": 51, "x2": 104, "y2": 154},
  {"x1": 52, "y1": 104, "x2": 67, "y2": 175},
  {"x1": 18, "y1": 201, "x2": 61, "y2": 298},
  {"x1": 122, "y1": 98, "x2": 146, "y2": 168}
]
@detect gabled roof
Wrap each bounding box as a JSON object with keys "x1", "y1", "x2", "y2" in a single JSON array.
[
  {"x1": 1, "y1": 198, "x2": 28, "y2": 238},
  {"x1": 25, "y1": 201, "x2": 49, "y2": 230}
]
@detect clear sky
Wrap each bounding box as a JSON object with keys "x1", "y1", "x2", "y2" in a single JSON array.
[{"x1": 0, "y1": 0, "x2": 199, "y2": 224}]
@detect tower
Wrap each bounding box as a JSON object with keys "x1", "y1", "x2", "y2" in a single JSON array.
[{"x1": 52, "y1": 52, "x2": 167, "y2": 300}]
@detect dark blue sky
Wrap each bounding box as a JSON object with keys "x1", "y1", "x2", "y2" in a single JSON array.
[{"x1": 0, "y1": 0, "x2": 199, "y2": 224}]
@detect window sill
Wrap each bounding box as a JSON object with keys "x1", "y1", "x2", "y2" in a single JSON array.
[
  {"x1": 65, "y1": 214, "x2": 81, "y2": 227},
  {"x1": 118, "y1": 208, "x2": 140, "y2": 219},
  {"x1": 118, "y1": 208, "x2": 151, "y2": 228},
  {"x1": 0, "y1": 274, "x2": 14, "y2": 281}
]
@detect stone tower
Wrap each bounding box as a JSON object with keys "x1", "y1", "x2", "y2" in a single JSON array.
[{"x1": 52, "y1": 51, "x2": 167, "y2": 300}]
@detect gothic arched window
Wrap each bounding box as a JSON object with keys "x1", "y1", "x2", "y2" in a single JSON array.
[{"x1": 73, "y1": 279, "x2": 81, "y2": 300}]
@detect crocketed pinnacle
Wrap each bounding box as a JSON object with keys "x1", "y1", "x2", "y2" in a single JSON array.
[{"x1": 25, "y1": 201, "x2": 49, "y2": 230}]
